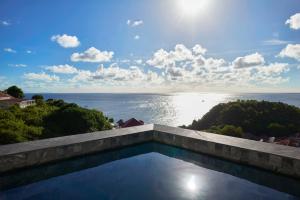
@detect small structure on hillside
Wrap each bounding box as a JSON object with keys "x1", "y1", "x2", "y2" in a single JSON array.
[
  {"x1": 0, "y1": 92, "x2": 35, "y2": 108},
  {"x1": 117, "y1": 118, "x2": 144, "y2": 128}
]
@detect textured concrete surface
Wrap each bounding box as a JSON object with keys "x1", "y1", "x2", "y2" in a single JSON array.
[
  {"x1": 153, "y1": 124, "x2": 300, "y2": 178},
  {"x1": 0, "y1": 124, "x2": 300, "y2": 178}
]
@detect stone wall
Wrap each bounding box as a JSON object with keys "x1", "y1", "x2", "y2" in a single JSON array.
[{"x1": 0, "y1": 124, "x2": 299, "y2": 178}]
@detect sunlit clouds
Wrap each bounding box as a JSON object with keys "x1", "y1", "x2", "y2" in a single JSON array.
[
  {"x1": 24, "y1": 43, "x2": 293, "y2": 92},
  {"x1": 279, "y1": 44, "x2": 300, "y2": 61},
  {"x1": 51, "y1": 34, "x2": 80, "y2": 48},
  {"x1": 71, "y1": 47, "x2": 114, "y2": 63},
  {"x1": 286, "y1": 13, "x2": 300, "y2": 30},
  {"x1": 24, "y1": 72, "x2": 60, "y2": 82}
]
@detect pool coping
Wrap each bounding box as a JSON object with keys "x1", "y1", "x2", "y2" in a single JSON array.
[{"x1": 0, "y1": 124, "x2": 300, "y2": 178}]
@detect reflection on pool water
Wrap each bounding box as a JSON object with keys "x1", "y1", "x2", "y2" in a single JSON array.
[{"x1": 0, "y1": 143, "x2": 299, "y2": 200}]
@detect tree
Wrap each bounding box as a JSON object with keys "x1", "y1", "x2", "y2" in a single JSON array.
[
  {"x1": 44, "y1": 105, "x2": 112, "y2": 138},
  {"x1": 32, "y1": 94, "x2": 44, "y2": 101},
  {"x1": 5, "y1": 86, "x2": 24, "y2": 99}
]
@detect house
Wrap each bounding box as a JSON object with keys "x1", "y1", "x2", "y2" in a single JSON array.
[
  {"x1": 0, "y1": 92, "x2": 35, "y2": 108},
  {"x1": 116, "y1": 119, "x2": 124, "y2": 127},
  {"x1": 117, "y1": 118, "x2": 144, "y2": 128}
]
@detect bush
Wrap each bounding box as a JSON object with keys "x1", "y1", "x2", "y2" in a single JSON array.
[
  {"x1": 44, "y1": 105, "x2": 112, "y2": 138},
  {"x1": 0, "y1": 119, "x2": 42, "y2": 144},
  {"x1": 219, "y1": 125, "x2": 243, "y2": 138},
  {"x1": 207, "y1": 125, "x2": 243, "y2": 138},
  {"x1": 267, "y1": 123, "x2": 288, "y2": 137},
  {"x1": 32, "y1": 94, "x2": 44, "y2": 101}
]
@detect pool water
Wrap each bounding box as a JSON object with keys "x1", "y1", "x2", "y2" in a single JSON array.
[{"x1": 0, "y1": 143, "x2": 299, "y2": 200}]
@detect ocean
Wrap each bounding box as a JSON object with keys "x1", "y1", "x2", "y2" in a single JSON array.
[{"x1": 25, "y1": 93, "x2": 300, "y2": 127}]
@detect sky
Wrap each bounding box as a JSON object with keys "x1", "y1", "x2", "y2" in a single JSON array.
[{"x1": 0, "y1": 0, "x2": 300, "y2": 93}]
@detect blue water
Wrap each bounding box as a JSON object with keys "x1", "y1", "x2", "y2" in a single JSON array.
[
  {"x1": 0, "y1": 143, "x2": 299, "y2": 200},
  {"x1": 26, "y1": 93, "x2": 300, "y2": 126}
]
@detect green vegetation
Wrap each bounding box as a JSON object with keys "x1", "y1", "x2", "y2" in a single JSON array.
[
  {"x1": 5, "y1": 85, "x2": 24, "y2": 99},
  {"x1": 32, "y1": 94, "x2": 44, "y2": 101},
  {"x1": 206, "y1": 125, "x2": 244, "y2": 138},
  {"x1": 186, "y1": 100, "x2": 300, "y2": 138},
  {"x1": 0, "y1": 97, "x2": 112, "y2": 144}
]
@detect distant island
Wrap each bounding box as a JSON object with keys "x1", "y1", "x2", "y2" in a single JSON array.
[
  {"x1": 183, "y1": 100, "x2": 300, "y2": 147},
  {"x1": 0, "y1": 86, "x2": 113, "y2": 144}
]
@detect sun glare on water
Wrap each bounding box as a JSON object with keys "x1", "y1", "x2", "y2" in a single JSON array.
[{"x1": 177, "y1": 0, "x2": 210, "y2": 18}]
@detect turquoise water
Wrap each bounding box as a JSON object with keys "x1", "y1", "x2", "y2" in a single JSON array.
[
  {"x1": 1, "y1": 143, "x2": 299, "y2": 200},
  {"x1": 26, "y1": 93, "x2": 300, "y2": 126}
]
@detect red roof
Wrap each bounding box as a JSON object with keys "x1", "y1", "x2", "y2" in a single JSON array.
[
  {"x1": 0, "y1": 92, "x2": 13, "y2": 99},
  {"x1": 121, "y1": 118, "x2": 144, "y2": 128},
  {"x1": 275, "y1": 139, "x2": 290, "y2": 146}
]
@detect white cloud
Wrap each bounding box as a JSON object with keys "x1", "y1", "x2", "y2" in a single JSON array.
[
  {"x1": 4, "y1": 48, "x2": 16, "y2": 53},
  {"x1": 127, "y1": 19, "x2": 143, "y2": 27},
  {"x1": 1, "y1": 21, "x2": 10, "y2": 26},
  {"x1": 146, "y1": 44, "x2": 193, "y2": 68},
  {"x1": 135, "y1": 59, "x2": 143, "y2": 64},
  {"x1": 69, "y1": 70, "x2": 92, "y2": 83},
  {"x1": 279, "y1": 44, "x2": 300, "y2": 61},
  {"x1": 263, "y1": 39, "x2": 290, "y2": 46},
  {"x1": 26, "y1": 50, "x2": 32, "y2": 54},
  {"x1": 134, "y1": 35, "x2": 140, "y2": 40},
  {"x1": 24, "y1": 43, "x2": 290, "y2": 92},
  {"x1": 45, "y1": 64, "x2": 78, "y2": 74},
  {"x1": 51, "y1": 34, "x2": 80, "y2": 48},
  {"x1": 69, "y1": 63, "x2": 163, "y2": 86},
  {"x1": 24, "y1": 72, "x2": 60, "y2": 82},
  {"x1": 146, "y1": 49, "x2": 171, "y2": 68},
  {"x1": 8, "y1": 64, "x2": 27, "y2": 67},
  {"x1": 192, "y1": 44, "x2": 207, "y2": 55},
  {"x1": 146, "y1": 44, "x2": 289, "y2": 88},
  {"x1": 286, "y1": 13, "x2": 300, "y2": 30},
  {"x1": 92, "y1": 64, "x2": 145, "y2": 81},
  {"x1": 233, "y1": 53, "x2": 265, "y2": 68},
  {"x1": 71, "y1": 47, "x2": 114, "y2": 62}
]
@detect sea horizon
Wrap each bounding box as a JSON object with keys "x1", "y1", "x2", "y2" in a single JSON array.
[{"x1": 25, "y1": 93, "x2": 300, "y2": 127}]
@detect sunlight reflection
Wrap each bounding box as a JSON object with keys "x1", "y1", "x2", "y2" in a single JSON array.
[
  {"x1": 186, "y1": 175, "x2": 197, "y2": 192},
  {"x1": 171, "y1": 93, "x2": 230, "y2": 126}
]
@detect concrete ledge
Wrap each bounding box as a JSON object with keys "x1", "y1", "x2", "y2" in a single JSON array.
[
  {"x1": 0, "y1": 124, "x2": 154, "y2": 172},
  {"x1": 153, "y1": 124, "x2": 300, "y2": 178},
  {"x1": 0, "y1": 124, "x2": 300, "y2": 178}
]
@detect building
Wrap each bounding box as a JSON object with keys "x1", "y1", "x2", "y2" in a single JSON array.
[
  {"x1": 0, "y1": 92, "x2": 35, "y2": 108},
  {"x1": 117, "y1": 118, "x2": 144, "y2": 128}
]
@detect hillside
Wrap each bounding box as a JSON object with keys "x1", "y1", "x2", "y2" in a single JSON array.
[
  {"x1": 0, "y1": 98, "x2": 113, "y2": 144},
  {"x1": 185, "y1": 100, "x2": 300, "y2": 138}
]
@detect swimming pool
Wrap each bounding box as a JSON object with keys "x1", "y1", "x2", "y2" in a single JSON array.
[{"x1": 0, "y1": 143, "x2": 299, "y2": 200}]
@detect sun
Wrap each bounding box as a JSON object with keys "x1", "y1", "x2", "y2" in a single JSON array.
[{"x1": 177, "y1": 0, "x2": 210, "y2": 18}]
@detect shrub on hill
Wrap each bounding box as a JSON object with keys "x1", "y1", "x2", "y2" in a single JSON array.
[
  {"x1": 43, "y1": 103, "x2": 112, "y2": 138},
  {"x1": 0, "y1": 98, "x2": 112, "y2": 144},
  {"x1": 187, "y1": 100, "x2": 300, "y2": 137}
]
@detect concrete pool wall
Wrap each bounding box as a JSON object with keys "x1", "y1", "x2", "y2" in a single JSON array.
[{"x1": 0, "y1": 124, "x2": 300, "y2": 178}]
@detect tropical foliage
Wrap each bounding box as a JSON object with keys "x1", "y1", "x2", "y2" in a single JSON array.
[
  {"x1": 0, "y1": 98, "x2": 112, "y2": 144},
  {"x1": 186, "y1": 100, "x2": 300, "y2": 137}
]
